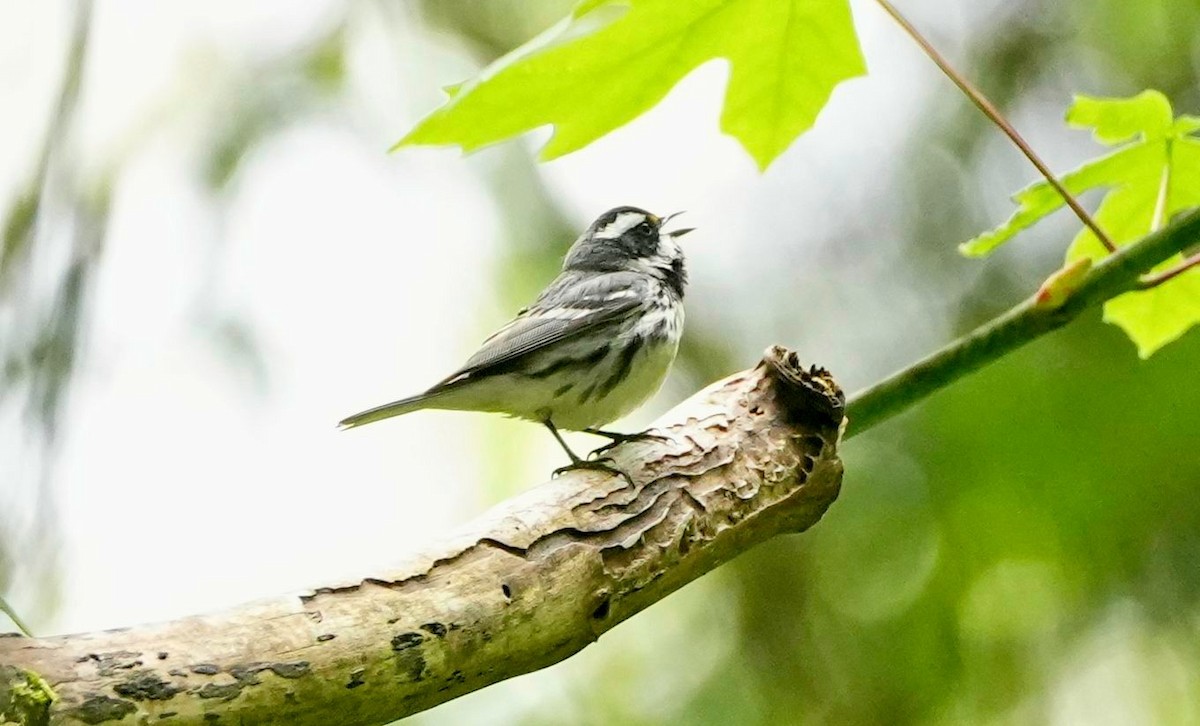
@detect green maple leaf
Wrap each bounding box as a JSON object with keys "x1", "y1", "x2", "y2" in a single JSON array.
[
  {"x1": 396, "y1": 0, "x2": 867, "y2": 170},
  {"x1": 961, "y1": 91, "x2": 1200, "y2": 357}
]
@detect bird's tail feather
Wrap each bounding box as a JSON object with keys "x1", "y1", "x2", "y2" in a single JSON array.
[{"x1": 338, "y1": 391, "x2": 441, "y2": 429}]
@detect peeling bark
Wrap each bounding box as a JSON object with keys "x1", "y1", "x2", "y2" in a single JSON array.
[{"x1": 0, "y1": 346, "x2": 845, "y2": 725}]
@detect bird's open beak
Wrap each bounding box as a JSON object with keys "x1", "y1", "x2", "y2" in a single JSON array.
[{"x1": 662, "y1": 211, "x2": 694, "y2": 238}]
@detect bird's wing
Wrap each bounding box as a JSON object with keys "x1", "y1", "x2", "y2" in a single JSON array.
[{"x1": 432, "y1": 272, "x2": 643, "y2": 388}]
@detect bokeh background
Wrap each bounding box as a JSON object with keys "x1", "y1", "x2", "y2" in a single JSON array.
[{"x1": 2, "y1": 0, "x2": 1199, "y2": 723}]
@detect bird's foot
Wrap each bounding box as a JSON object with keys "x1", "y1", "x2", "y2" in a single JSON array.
[
  {"x1": 553, "y1": 457, "x2": 634, "y2": 486},
  {"x1": 584, "y1": 428, "x2": 669, "y2": 458}
]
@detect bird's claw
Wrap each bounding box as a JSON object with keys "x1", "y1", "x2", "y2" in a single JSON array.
[
  {"x1": 553, "y1": 457, "x2": 633, "y2": 485},
  {"x1": 587, "y1": 430, "x2": 669, "y2": 459}
]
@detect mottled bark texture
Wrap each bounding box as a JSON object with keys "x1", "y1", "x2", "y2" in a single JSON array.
[{"x1": 0, "y1": 346, "x2": 845, "y2": 726}]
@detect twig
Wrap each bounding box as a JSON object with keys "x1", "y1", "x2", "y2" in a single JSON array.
[
  {"x1": 846, "y1": 207, "x2": 1200, "y2": 436},
  {"x1": 873, "y1": 0, "x2": 1118, "y2": 254},
  {"x1": 1139, "y1": 252, "x2": 1200, "y2": 289},
  {"x1": 0, "y1": 594, "x2": 32, "y2": 637}
]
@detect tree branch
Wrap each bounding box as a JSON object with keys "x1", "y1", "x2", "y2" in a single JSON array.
[
  {"x1": 846, "y1": 206, "x2": 1200, "y2": 436},
  {"x1": 0, "y1": 348, "x2": 845, "y2": 726}
]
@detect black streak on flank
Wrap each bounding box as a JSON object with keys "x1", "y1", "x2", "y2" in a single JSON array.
[
  {"x1": 577, "y1": 383, "x2": 598, "y2": 403},
  {"x1": 596, "y1": 342, "x2": 639, "y2": 400},
  {"x1": 527, "y1": 343, "x2": 611, "y2": 380}
]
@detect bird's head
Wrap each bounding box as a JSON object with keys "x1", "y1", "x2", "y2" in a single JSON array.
[{"x1": 563, "y1": 206, "x2": 693, "y2": 294}]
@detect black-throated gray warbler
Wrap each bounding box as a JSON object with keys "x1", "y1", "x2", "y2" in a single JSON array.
[{"x1": 340, "y1": 206, "x2": 693, "y2": 478}]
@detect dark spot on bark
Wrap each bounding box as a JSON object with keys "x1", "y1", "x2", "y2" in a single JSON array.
[
  {"x1": 71, "y1": 695, "x2": 136, "y2": 724},
  {"x1": 386, "y1": 616, "x2": 400, "y2": 624},
  {"x1": 167, "y1": 669, "x2": 188, "y2": 678},
  {"x1": 346, "y1": 668, "x2": 366, "y2": 689},
  {"x1": 284, "y1": 690, "x2": 298, "y2": 704},
  {"x1": 197, "y1": 682, "x2": 243, "y2": 700},
  {"x1": 391, "y1": 632, "x2": 424, "y2": 651},
  {"x1": 203, "y1": 713, "x2": 220, "y2": 723},
  {"x1": 114, "y1": 670, "x2": 182, "y2": 701},
  {"x1": 157, "y1": 651, "x2": 168, "y2": 660},
  {"x1": 420, "y1": 622, "x2": 447, "y2": 637},
  {"x1": 190, "y1": 664, "x2": 220, "y2": 676},
  {"x1": 317, "y1": 633, "x2": 335, "y2": 642},
  {"x1": 438, "y1": 670, "x2": 466, "y2": 690},
  {"x1": 592, "y1": 598, "x2": 611, "y2": 620},
  {"x1": 228, "y1": 664, "x2": 261, "y2": 685},
  {"x1": 159, "y1": 712, "x2": 177, "y2": 720},
  {"x1": 81, "y1": 651, "x2": 144, "y2": 677},
  {"x1": 307, "y1": 610, "x2": 323, "y2": 623},
  {"x1": 501, "y1": 583, "x2": 512, "y2": 599},
  {"x1": 268, "y1": 661, "x2": 310, "y2": 679},
  {"x1": 394, "y1": 647, "x2": 427, "y2": 682}
]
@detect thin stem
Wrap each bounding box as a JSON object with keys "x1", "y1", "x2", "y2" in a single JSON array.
[
  {"x1": 0, "y1": 594, "x2": 32, "y2": 637},
  {"x1": 1139, "y1": 252, "x2": 1200, "y2": 289},
  {"x1": 873, "y1": 0, "x2": 1118, "y2": 254},
  {"x1": 845, "y1": 207, "x2": 1200, "y2": 437},
  {"x1": 1150, "y1": 143, "x2": 1172, "y2": 233}
]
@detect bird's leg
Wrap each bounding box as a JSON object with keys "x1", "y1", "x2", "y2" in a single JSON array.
[
  {"x1": 584, "y1": 427, "x2": 669, "y2": 458},
  {"x1": 545, "y1": 421, "x2": 633, "y2": 485}
]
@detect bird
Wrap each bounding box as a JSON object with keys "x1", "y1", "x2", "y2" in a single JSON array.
[{"x1": 339, "y1": 206, "x2": 693, "y2": 479}]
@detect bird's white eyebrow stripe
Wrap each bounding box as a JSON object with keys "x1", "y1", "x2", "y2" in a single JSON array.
[{"x1": 594, "y1": 212, "x2": 645, "y2": 239}]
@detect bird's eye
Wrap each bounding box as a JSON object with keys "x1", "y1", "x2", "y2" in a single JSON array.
[{"x1": 637, "y1": 222, "x2": 653, "y2": 234}]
